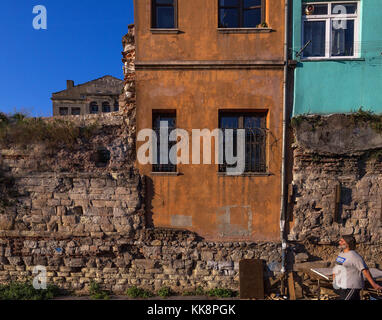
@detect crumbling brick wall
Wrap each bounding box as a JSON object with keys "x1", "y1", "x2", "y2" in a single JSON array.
[{"x1": 290, "y1": 114, "x2": 382, "y2": 267}]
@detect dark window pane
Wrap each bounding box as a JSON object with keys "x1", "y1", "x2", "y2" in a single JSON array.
[
  {"x1": 244, "y1": 115, "x2": 265, "y2": 128},
  {"x1": 156, "y1": 7, "x2": 175, "y2": 28},
  {"x1": 331, "y1": 20, "x2": 354, "y2": 56},
  {"x1": 102, "y1": 102, "x2": 111, "y2": 113},
  {"x1": 153, "y1": 115, "x2": 176, "y2": 128},
  {"x1": 71, "y1": 108, "x2": 81, "y2": 115},
  {"x1": 156, "y1": 0, "x2": 174, "y2": 4},
  {"x1": 244, "y1": 8, "x2": 261, "y2": 27},
  {"x1": 114, "y1": 103, "x2": 119, "y2": 112},
  {"x1": 153, "y1": 113, "x2": 176, "y2": 173},
  {"x1": 219, "y1": 8, "x2": 239, "y2": 28},
  {"x1": 219, "y1": 0, "x2": 239, "y2": 7},
  {"x1": 332, "y1": 3, "x2": 357, "y2": 15},
  {"x1": 303, "y1": 4, "x2": 328, "y2": 16},
  {"x1": 244, "y1": 0, "x2": 261, "y2": 8},
  {"x1": 59, "y1": 108, "x2": 68, "y2": 116},
  {"x1": 220, "y1": 116, "x2": 239, "y2": 129},
  {"x1": 303, "y1": 21, "x2": 326, "y2": 57},
  {"x1": 90, "y1": 102, "x2": 98, "y2": 114}
]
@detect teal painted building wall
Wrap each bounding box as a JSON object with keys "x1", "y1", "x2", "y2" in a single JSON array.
[{"x1": 292, "y1": 0, "x2": 382, "y2": 116}]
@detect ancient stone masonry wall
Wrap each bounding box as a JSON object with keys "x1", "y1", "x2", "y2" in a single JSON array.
[
  {"x1": 0, "y1": 230, "x2": 282, "y2": 294},
  {"x1": 0, "y1": 112, "x2": 283, "y2": 293},
  {"x1": 290, "y1": 114, "x2": 382, "y2": 266}
]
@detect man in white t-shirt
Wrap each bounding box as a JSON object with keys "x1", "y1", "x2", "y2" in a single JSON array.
[{"x1": 333, "y1": 235, "x2": 382, "y2": 300}]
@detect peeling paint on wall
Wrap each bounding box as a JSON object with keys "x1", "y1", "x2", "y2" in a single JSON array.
[{"x1": 216, "y1": 205, "x2": 253, "y2": 237}]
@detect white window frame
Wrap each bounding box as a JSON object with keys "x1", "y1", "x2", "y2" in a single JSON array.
[{"x1": 301, "y1": 1, "x2": 360, "y2": 60}]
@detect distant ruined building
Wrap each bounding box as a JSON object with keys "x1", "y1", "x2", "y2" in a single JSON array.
[{"x1": 52, "y1": 76, "x2": 123, "y2": 116}]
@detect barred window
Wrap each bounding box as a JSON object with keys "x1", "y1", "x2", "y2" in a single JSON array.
[
  {"x1": 153, "y1": 112, "x2": 177, "y2": 173},
  {"x1": 219, "y1": 0, "x2": 265, "y2": 28},
  {"x1": 152, "y1": 0, "x2": 177, "y2": 29},
  {"x1": 219, "y1": 112, "x2": 267, "y2": 173}
]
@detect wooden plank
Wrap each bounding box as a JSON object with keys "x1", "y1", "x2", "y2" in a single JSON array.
[
  {"x1": 288, "y1": 272, "x2": 296, "y2": 300},
  {"x1": 239, "y1": 259, "x2": 264, "y2": 300}
]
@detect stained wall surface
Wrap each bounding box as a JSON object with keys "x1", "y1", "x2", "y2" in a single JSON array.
[{"x1": 134, "y1": 0, "x2": 286, "y2": 241}]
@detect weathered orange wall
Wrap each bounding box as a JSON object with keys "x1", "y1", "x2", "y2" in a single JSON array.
[
  {"x1": 134, "y1": 0, "x2": 285, "y2": 241},
  {"x1": 134, "y1": 0, "x2": 285, "y2": 62}
]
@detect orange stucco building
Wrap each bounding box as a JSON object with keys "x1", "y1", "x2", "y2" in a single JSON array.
[{"x1": 134, "y1": 0, "x2": 286, "y2": 241}]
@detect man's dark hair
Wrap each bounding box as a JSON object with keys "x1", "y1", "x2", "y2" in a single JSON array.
[{"x1": 342, "y1": 235, "x2": 356, "y2": 250}]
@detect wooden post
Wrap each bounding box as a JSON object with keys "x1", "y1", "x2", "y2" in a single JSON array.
[{"x1": 288, "y1": 272, "x2": 296, "y2": 300}]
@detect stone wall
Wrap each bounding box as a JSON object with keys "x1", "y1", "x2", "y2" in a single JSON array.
[
  {"x1": 290, "y1": 113, "x2": 382, "y2": 266},
  {"x1": 0, "y1": 230, "x2": 282, "y2": 294},
  {"x1": 0, "y1": 112, "x2": 283, "y2": 294}
]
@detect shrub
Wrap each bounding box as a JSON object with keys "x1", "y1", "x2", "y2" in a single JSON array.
[
  {"x1": 206, "y1": 288, "x2": 237, "y2": 298},
  {"x1": 157, "y1": 287, "x2": 174, "y2": 298},
  {"x1": 0, "y1": 113, "x2": 99, "y2": 150},
  {"x1": 0, "y1": 282, "x2": 60, "y2": 300},
  {"x1": 89, "y1": 281, "x2": 110, "y2": 300},
  {"x1": 126, "y1": 286, "x2": 154, "y2": 299}
]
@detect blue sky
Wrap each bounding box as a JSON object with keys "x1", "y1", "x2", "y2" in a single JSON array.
[{"x1": 0, "y1": 0, "x2": 134, "y2": 117}]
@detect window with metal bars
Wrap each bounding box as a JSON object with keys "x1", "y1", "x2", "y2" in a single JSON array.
[
  {"x1": 219, "y1": 112, "x2": 267, "y2": 173},
  {"x1": 152, "y1": 0, "x2": 177, "y2": 29},
  {"x1": 152, "y1": 112, "x2": 177, "y2": 173},
  {"x1": 218, "y1": 0, "x2": 265, "y2": 28}
]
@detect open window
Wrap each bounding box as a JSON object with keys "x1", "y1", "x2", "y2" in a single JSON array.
[{"x1": 152, "y1": 0, "x2": 177, "y2": 29}]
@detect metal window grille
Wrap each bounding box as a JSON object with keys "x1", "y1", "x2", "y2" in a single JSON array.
[
  {"x1": 152, "y1": 112, "x2": 177, "y2": 173},
  {"x1": 219, "y1": 112, "x2": 267, "y2": 173}
]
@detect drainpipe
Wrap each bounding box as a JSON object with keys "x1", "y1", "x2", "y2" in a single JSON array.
[{"x1": 280, "y1": 0, "x2": 290, "y2": 292}]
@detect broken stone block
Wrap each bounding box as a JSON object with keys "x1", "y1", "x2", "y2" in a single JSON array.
[{"x1": 0, "y1": 215, "x2": 15, "y2": 231}]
